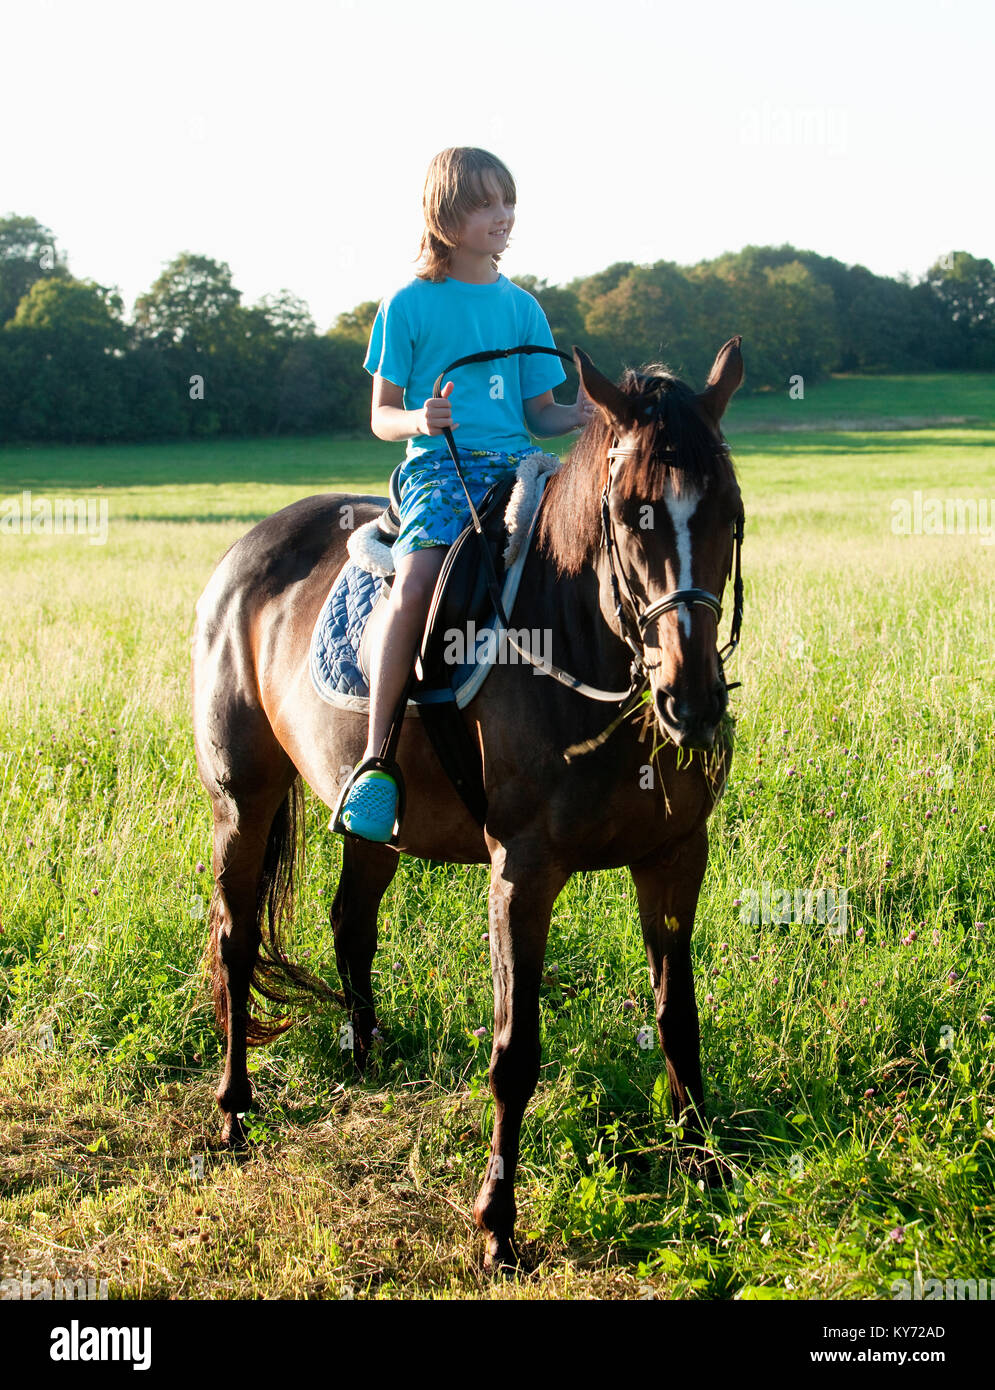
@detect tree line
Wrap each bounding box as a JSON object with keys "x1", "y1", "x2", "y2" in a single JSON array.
[{"x1": 0, "y1": 214, "x2": 991, "y2": 444}]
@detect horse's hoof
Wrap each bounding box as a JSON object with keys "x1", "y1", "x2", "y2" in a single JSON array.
[
  {"x1": 348, "y1": 1018, "x2": 383, "y2": 1075},
  {"x1": 482, "y1": 1235, "x2": 521, "y2": 1277},
  {"x1": 221, "y1": 1112, "x2": 249, "y2": 1148}
]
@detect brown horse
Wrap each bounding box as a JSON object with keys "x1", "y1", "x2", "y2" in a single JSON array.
[{"x1": 192, "y1": 337, "x2": 745, "y2": 1269}]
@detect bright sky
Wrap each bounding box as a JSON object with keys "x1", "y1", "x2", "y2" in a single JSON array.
[{"x1": 2, "y1": 0, "x2": 991, "y2": 332}]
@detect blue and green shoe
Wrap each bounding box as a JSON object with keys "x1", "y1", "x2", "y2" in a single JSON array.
[{"x1": 332, "y1": 763, "x2": 400, "y2": 842}]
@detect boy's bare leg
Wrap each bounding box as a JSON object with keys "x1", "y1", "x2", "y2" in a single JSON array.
[{"x1": 363, "y1": 546, "x2": 448, "y2": 761}]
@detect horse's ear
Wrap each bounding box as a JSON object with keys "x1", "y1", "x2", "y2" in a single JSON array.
[
  {"x1": 572, "y1": 346, "x2": 635, "y2": 433},
  {"x1": 697, "y1": 336, "x2": 744, "y2": 423}
]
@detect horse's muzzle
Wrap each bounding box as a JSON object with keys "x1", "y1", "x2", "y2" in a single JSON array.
[{"x1": 655, "y1": 680, "x2": 728, "y2": 750}]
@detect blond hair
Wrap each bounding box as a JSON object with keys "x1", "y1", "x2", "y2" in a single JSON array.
[{"x1": 415, "y1": 147, "x2": 517, "y2": 283}]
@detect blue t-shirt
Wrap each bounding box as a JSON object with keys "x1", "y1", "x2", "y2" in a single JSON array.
[{"x1": 363, "y1": 273, "x2": 567, "y2": 462}]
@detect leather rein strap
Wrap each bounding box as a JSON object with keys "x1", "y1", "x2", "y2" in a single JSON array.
[{"x1": 431, "y1": 343, "x2": 576, "y2": 402}]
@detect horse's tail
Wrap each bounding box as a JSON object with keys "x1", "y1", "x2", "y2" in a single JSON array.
[{"x1": 208, "y1": 777, "x2": 340, "y2": 1045}]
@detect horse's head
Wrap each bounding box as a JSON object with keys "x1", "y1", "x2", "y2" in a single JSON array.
[{"x1": 573, "y1": 338, "x2": 745, "y2": 751}]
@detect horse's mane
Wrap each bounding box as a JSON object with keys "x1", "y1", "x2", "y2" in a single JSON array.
[{"x1": 536, "y1": 363, "x2": 736, "y2": 577}]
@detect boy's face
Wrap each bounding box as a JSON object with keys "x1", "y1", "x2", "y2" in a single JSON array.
[{"x1": 457, "y1": 172, "x2": 515, "y2": 256}]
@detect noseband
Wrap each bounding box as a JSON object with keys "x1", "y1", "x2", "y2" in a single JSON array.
[{"x1": 599, "y1": 438, "x2": 745, "y2": 697}]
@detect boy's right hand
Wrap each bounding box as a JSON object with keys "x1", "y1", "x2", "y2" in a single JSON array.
[{"x1": 418, "y1": 380, "x2": 459, "y2": 435}]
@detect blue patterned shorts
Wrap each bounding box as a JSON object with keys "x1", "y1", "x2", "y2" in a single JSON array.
[{"x1": 392, "y1": 445, "x2": 541, "y2": 562}]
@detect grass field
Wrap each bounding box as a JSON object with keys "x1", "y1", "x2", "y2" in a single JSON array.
[{"x1": 1, "y1": 372, "x2": 993, "y2": 1301}]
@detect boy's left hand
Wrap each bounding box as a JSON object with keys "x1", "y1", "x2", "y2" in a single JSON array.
[{"x1": 574, "y1": 383, "x2": 596, "y2": 430}]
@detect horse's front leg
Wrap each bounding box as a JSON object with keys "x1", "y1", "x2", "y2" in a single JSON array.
[
  {"x1": 330, "y1": 835, "x2": 399, "y2": 1071},
  {"x1": 630, "y1": 828, "x2": 717, "y2": 1176},
  {"x1": 473, "y1": 837, "x2": 568, "y2": 1272}
]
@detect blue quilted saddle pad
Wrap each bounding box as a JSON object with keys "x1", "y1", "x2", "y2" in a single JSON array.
[
  {"x1": 309, "y1": 561, "x2": 384, "y2": 703},
  {"x1": 308, "y1": 561, "x2": 493, "y2": 711}
]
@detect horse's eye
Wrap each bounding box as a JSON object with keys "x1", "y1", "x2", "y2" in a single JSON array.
[{"x1": 616, "y1": 503, "x2": 654, "y2": 533}]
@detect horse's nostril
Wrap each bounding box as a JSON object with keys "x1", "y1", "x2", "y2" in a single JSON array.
[{"x1": 656, "y1": 688, "x2": 679, "y2": 724}]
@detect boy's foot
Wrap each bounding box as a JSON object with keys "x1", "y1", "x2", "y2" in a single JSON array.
[{"x1": 334, "y1": 766, "x2": 399, "y2": 842}]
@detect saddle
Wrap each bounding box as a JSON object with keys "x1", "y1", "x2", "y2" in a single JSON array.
[{"x1": 358, "y1": 462, "x2": 521, "y2": 826}]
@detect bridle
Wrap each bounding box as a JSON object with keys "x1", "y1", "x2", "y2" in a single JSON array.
[{"x1": 600, "y1": 421, "x2": 745, "y2": 702}]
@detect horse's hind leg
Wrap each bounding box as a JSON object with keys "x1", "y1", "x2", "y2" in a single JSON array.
[
  {"x1": 196, "y1": 671, "x2": 299, "y2": 1146},
  {"x1": 209, "y1": 774, "x2": 297, "y2": 1145},
  {"x1": 330, "y1": 836, "x2": 398, "y2": 1069},
  {"x1": 630, "y1": 829, "x2": 715, "y2": 1172}
]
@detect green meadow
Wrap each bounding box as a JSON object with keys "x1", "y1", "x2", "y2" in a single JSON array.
[{"x1": 0, "y1": 373, "x2": 993, "y2": 1300}]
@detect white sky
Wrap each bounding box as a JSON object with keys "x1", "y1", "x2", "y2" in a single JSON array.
[{"x1": 2, "y1": 0, "x2": 991, "y2": 332}]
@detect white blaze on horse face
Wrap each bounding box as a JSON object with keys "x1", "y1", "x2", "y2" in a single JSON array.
[{"x1": 664, "y1": 483, "x2": 701, "y2": 638}]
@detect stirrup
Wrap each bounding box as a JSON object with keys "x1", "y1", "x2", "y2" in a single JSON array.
[{"x1": 330, "y1": 756, "x2": 407, "y2": 846}]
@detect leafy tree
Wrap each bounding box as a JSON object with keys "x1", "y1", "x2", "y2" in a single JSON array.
[
  {"x1": 132, "y1": 259, "x2": 312, "y2": 436},
  {"x1": 255, "y1": 289, "x2": 316, "y2": 343},
  {"x1": 133, "y1": 252, "x2": 241, "y2": 349},
  {"x1": 3, "y1": 221, "x2": 992, "y2": 442},
  {"x1": 567, "y1": 261, "x2": 636, "y2": 319},
  {"x1": 511, "y1": 274, "x2": 587, "y2": 356},
  {"x1": 116, "y1": 346, "x2": 187, "y2": 439},
  {"x1": 1, "y1": 323, "x2": 126, "y2": 442},
  {"x1": 924, "y1": 252, "x2": 995, "y2": 329},
  {"x1": 0, "y1": 215, "x2": 69, "y2": 326},
  {"x1": 1, "y1": 277, "x2": 130, "y2": 441},
  {"x1": 276, "y1": 336, "x2": 367, "y2": 434},
  {"x1": 584, "y1": 263, "x2": 703, "y2": 381},
  {"x1": 12, "y1": 275, "x2": 126, "y2": 348},
  {"x1": 923, "y1": 252, "x2": 995, "y2": 368},
  {"x1": 331, "y1": 300, "x2": 379, "y2": 344}
]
